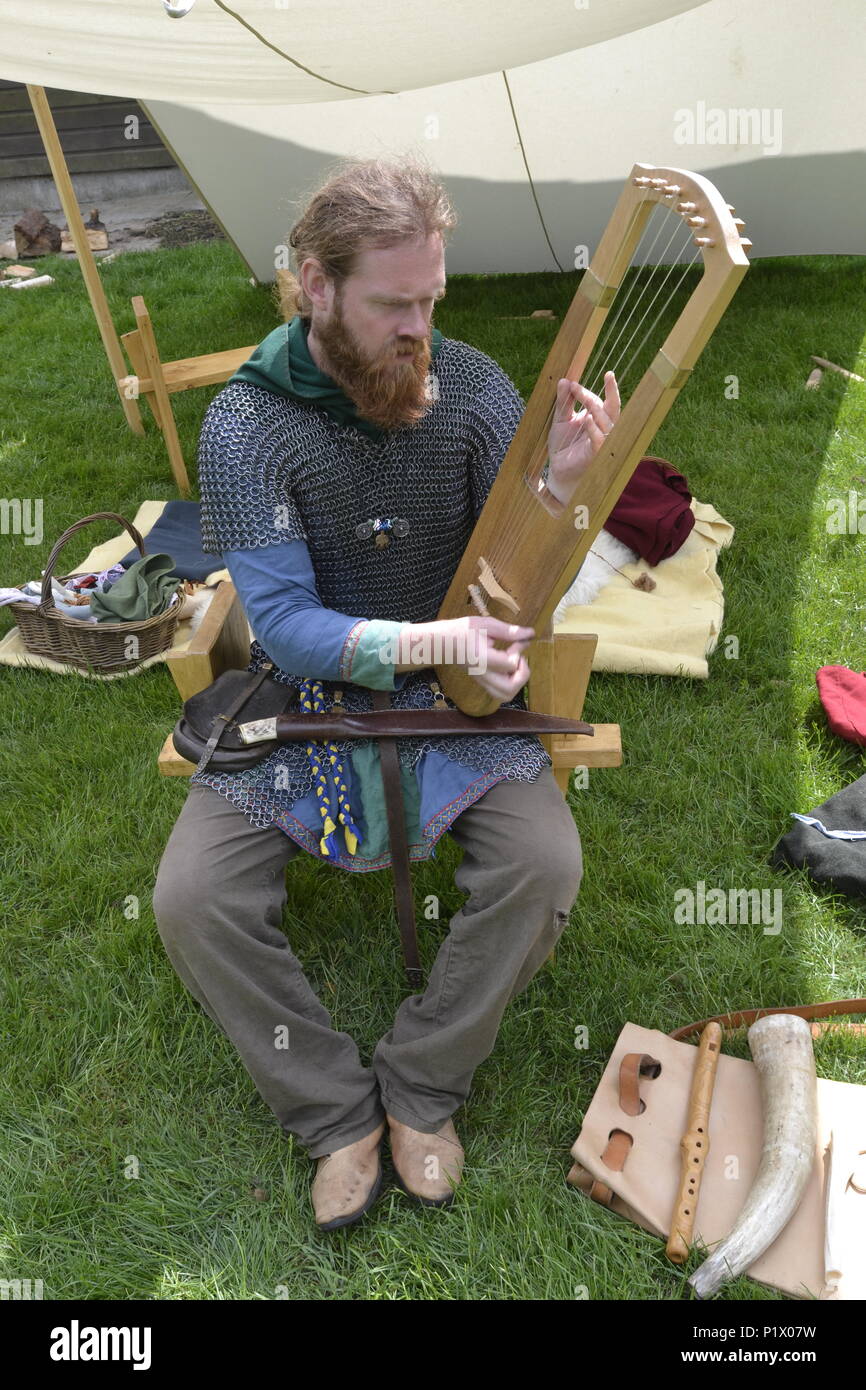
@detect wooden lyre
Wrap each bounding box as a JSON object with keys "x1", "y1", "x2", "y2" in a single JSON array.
[{"x1": 435, "y1": 163, "x2": 751, "y2": 717}]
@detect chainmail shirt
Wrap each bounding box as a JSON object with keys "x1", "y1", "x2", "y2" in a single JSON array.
[{"x1": 190, "y1": 334, "x2": 552, "y2": 856}]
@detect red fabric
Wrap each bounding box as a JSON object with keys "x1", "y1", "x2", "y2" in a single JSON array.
[
  {"x1": 816, "y1": 665, "x2": 866, "y2": 746},
  {"x1": 606, "y1": 455, "x2": 695, "y2": 565}
]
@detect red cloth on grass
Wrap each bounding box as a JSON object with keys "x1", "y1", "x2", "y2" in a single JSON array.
[
  {"x1": 606, "y1": 455, "x2": 695, "y2": 565},
  {"x1": 816, "y1": 666, "x2": 866, "y2": 746}
]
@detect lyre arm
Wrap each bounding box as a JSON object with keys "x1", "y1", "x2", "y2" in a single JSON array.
[{"x1": 435, "y1": 163, "x2": 750, "y2": 717}]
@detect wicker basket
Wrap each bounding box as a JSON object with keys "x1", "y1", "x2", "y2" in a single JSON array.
[{"x1": 8, "y1": 511, "x2": 185, "y2": 673}]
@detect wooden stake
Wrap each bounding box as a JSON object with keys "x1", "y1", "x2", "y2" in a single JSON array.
[
  {"x1": 25, "y1": 85, "x2": 144, "y2": 435},
  {"x1": 811, "y1": 355, "x2": 865, "y2": 383}
]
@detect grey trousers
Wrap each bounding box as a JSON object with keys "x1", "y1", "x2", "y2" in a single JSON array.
[{"x1": 152, "y1": 768, "x2": 583, "y2": 1160}]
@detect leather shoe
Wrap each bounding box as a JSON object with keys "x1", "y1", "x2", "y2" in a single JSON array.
[
  {"x1": 387, "y1": 1112, "x2": 464, "y2": 1206},
  {"x1": 311, "y1": 1121, "x2": 385, "y2": 1231}
]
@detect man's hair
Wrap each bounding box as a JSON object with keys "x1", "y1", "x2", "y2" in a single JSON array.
[{"x1": 282, "y1": 153, "x2": 458, "y2": 321}]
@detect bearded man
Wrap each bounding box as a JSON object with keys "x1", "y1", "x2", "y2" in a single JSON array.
[{"x1": 153, "y1": 154, "x2": 620, "y2": 1230}]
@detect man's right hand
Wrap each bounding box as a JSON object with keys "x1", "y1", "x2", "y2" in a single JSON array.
[{"x1": 395, "y1": 616, "x2": 536, "y2": 703}]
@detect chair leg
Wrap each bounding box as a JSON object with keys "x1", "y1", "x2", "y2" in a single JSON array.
[
  {"x1": 120, "y1": 327, "x2": 166, "y2": 430},
  {"x1": 527, "y1": 624, "x2": 598, "y2": 964},
  {"x1": 527, "y1": 626, "x2": 598, "y2": 795}
]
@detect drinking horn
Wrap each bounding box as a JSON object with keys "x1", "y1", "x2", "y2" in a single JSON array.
[{"x1": 689, "y1": 1012, "x2": 817, "y2": 1299}]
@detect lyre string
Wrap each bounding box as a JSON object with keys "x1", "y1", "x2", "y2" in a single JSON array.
[
  {"x1": 489, "y1": 202, "x2": 706, "y2": 581},
  {"x1": 487, "y1": 208, "x2": 692, "y2": 573},
  {"x1": 597, "y1": 238, "x2": 701, "y2": 390},
  {"x1": 578, "y1": 203, "x2": 681, "y2": 388},
  {"x1": 612, "y1": 246, "x2": 702, "y2": 390},
  {"x1": 483, "y1": 208, "x2": 685, "y2": 575},
  {"x1": 485, "y1": 204, "x2": 701, "y2": 578},
  {"x1": 582, "y1": 208, "x2": 690, "y2": 391}
]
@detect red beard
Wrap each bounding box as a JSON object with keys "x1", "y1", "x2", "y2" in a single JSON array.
[{"x1": 311, "y1": 293, "x2": 434, "y2": 432}]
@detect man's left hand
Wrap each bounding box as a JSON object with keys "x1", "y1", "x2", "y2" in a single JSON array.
[{"x1": 546, "y1": 370, "x2": 621, "y2": 503}]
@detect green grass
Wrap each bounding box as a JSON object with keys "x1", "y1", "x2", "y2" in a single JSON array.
[{"x1": 1, "y1": 241, "x2": 865, "y2": 1301}]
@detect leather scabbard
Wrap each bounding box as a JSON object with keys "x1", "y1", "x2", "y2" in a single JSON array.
[{"x1": 267, "y1": 709, "x2": 595, "y2": 742}]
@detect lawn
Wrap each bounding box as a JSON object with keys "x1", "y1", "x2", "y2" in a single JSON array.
[{"x1": 1, "y1": 239, "x2": 865, "y2": 1301}]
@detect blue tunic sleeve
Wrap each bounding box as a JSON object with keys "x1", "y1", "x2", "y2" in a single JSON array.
[{"x1": 222, "y1": 540, "x2": 411, "y2": 691}]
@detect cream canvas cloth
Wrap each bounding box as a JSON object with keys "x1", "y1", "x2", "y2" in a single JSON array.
[
  {"x1": 0, "y1": 501, "x2": 236, "y2": 680},
  {"x1": 553, "y1": 499, "x2": 734, "y2": 678},
  {"x1": 568, "y1": 1022, "x2": 866, "y2": 1300}
]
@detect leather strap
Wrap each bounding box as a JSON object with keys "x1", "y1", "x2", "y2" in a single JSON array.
[
  {"x1": 618, "y1": 1052, "x2": 662, "y2": 1115},
  {"x1": 668, "y1": 998, "x2": 866, "y2": 1041},
  {"x1": 590, "y1": 1131, "x2": 635, "y2": 1204},
  {"x1": 371, "y1": 690, "x2": 424, "y2": 990},
  {"x1": 197, "y1": 666, "x2": 589, "y2": 991},
  {"x1": 194, "y1": 662, "x2": 279, "y2": 776}
]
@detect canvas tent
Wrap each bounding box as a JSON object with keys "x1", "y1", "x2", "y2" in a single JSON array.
[
  {"x1": 0, "y1": 1, "x2": 711, "y2": 104},
  {"x1": 1, "y1": 0, "x2": 863, "y2": 281},
  {"x1": 1, "y1": 0, "x2": 862, "y2": 451},
  {"x1": 139, "y1": 0, "x2": 866, "y2": 276}
]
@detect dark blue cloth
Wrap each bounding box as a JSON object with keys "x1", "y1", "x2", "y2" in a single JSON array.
[
  {"x1": 119, "y1": 501, "x2": 215, "y2": 582},
  {"x1": 771, "y1": 774, "x2": 866, "y2": 898}
]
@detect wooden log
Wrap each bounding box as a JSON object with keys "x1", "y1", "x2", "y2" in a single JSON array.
[
  {"x1": 62, "y1": 207, "x2": 109, "y2": 252},
  {"x1": 13, "y1": 207, "x2": 61, "y2": 256},
  {"x1": 804, "y1": 367, "x2": 823, "y2": 390},
  {"x1": 0, "y1": 274, "x2": 55, "y2": 290},
  {"x1": 60, "y1": 226, "x2": 109, "y2": 253}
]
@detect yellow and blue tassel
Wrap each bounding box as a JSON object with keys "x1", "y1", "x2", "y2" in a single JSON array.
[{"x1": 298, "y1": 677, "x2": 362, "y2": 858}]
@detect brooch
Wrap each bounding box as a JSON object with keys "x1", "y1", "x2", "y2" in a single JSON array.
[{"x1": 355, "y1": 516, "x2": 411, "y2": 549}]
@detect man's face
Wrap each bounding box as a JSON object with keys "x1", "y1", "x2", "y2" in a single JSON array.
[{"x1": 302, "y1": 233, "x2": 446, "y2": 431}]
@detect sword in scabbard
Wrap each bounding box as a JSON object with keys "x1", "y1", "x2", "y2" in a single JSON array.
[{"x1": 237, "y1": 709, "x2": 595, "y2": 744}]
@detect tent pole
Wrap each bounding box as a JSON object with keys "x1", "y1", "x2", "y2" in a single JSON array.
[{"x1": 25, "y1": 84, "x2": 144, "y2": 435}]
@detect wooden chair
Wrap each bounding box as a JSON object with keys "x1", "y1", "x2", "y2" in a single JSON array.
[
  {"x1": 119, "y1": 296, "x2": 258, "y2": 499},
  {"x1": 118, "y1": 270, "x2": 297, "y2": 496},
  {"x1": 157, "y1": 599, "x2": 621, "y2": 787}
]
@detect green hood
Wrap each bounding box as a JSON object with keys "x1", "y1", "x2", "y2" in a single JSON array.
[{"x1": 230, "y1": 314, "x2": 443, "y2": 441}]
